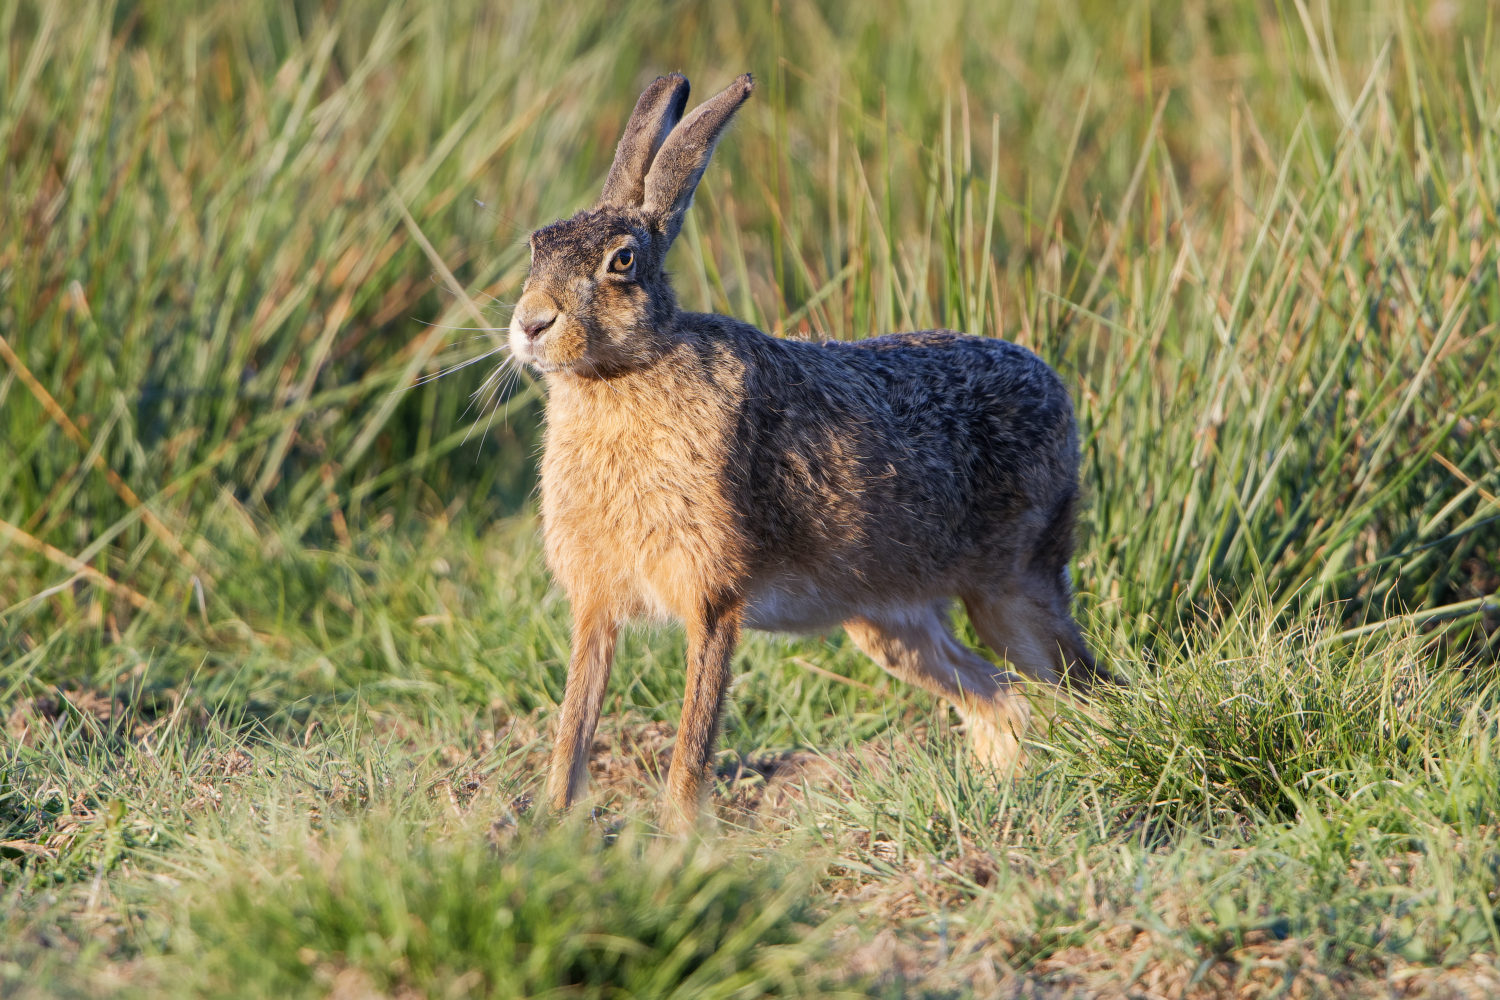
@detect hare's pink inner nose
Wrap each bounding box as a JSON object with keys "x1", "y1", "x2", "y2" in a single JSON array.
[{"x1": 522, "y1": 311, "x2": 557, "y2": 340}]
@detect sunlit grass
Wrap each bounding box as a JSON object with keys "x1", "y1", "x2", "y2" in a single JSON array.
[{"x1": 3, "y1": 0, "x2": 1499, "y2": 995}]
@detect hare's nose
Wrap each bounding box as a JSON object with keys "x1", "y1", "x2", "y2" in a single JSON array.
[{"x1": 522, "y1": 311, "x2": 557, "y2": 340}]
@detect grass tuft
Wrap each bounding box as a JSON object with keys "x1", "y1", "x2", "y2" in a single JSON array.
[
  {"x1": 176, "y1": 818, "x2": 840, "y2": 1000},
  {"x1": 1052, "y1": 614, "x2": 1500, "y2": 821}
]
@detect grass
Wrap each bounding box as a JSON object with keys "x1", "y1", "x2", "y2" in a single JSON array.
[
  {"x1": 3, "y1": 0, "x2": 1500, "y2": 995},
  {"x1": 179, "y1": 817, "x2": 836, "y2": 999}
]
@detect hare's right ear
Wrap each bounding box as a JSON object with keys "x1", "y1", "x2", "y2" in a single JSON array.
[
  {"x1": 643, "y1": 74, "x2": 753, "y2": 244},
  {"x1": 597, "y1": 73, "x2": 692, "y2": 208}
]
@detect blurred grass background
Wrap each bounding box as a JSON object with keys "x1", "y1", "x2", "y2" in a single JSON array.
[{"x1": 3, "y1": 0, "x2": 1500, "y2": 996}]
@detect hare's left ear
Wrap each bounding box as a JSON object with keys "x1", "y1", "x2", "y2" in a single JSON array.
[
  {"x1": 643, "y1": 74, "x2": 753, "y2": 244},
  {"x1": 597, "y1": 73, "x2": 692, "y2": 208}
]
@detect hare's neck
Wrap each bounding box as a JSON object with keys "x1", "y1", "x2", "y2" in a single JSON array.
[
  {"x1": 545, "y1": 365, "x2": 672, "y2": 425},
  {"x1": 541, "y1": 347, "x2": 741, "y2": 467},
  {"x1": 545, "y1": 339, "x2": 726, "y2": 422}
]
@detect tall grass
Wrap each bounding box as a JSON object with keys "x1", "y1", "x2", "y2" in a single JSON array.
[{"x1": 3, "y1": 0, "x2": 1495, "y2": 662}]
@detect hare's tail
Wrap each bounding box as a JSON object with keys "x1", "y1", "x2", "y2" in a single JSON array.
[
  {"x1": 1022, "y1": 488, "x2": 1120, "y2": 691},
  {"x1": 1027, "y1": 486, "x2": 1082, "y2": 580}
]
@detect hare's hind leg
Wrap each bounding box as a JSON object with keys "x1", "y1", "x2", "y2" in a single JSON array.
[
  {"x1": 963, "y1": 577, "x2": 1110, "y2": 692},
  {"x1": 844, "y1": 603, "x2": 1030, "y2": 771}
]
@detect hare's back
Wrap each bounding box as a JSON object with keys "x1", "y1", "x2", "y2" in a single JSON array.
[
  {"x1": 739, "y1": 328, "x2": 1078, "y2": 510},
  {"x1": 841, "y1": 329, "x2": 1068, "y2": 407},
  {"x1": 731, "y1": 328, "x2": 1080, "y2": 626},
  {"x1": 830, "y1": 331, "x2": 1078, "y2": 471}
]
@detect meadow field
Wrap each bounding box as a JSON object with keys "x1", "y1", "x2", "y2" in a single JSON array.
[{"x1": 3, "y1": 0, "x2": 1500, "y2": 995}]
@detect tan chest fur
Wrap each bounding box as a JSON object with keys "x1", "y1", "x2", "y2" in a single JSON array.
[{"x1": 538, "y1": 359, "x2": 747, "y2": 622}]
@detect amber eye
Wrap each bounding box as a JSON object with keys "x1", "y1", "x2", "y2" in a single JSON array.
[{"x1": 609, "y1": 248, "x2": 635, "y2": 273}]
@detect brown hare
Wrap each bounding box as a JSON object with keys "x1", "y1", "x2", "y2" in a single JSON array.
[{"x1": 509, "y1": 72, "x2": 1110, "y2": 829}]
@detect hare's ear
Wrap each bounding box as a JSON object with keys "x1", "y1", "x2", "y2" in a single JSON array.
[
  {"x1": 642, "y1": 73, "x2": 753, "y2": 243},
  {"x1": 597, "y1": 74, "x2": 692, "y2": 208}
]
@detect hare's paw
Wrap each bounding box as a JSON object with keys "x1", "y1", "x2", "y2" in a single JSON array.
[{"x1": 961, "y1": 690, "x2": 1031, "y2": 774}]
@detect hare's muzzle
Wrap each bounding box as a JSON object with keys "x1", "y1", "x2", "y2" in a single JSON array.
[
  {"x1": 509, "y1": 297, "x2": 561, "y2": 367},
  {"x1": 520, "y1": 310, "x2": 556, "y2": 341}
]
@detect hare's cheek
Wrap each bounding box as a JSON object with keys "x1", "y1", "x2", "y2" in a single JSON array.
[{"x1": 547, "y1": 324, "x2": 589, "y2": 367}]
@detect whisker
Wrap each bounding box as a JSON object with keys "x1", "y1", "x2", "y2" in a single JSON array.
[
  {"x1": 467, "y1": 358, "x2": 510, "y2": 406},
  {"x1": 477, "y1": 402, "x2": 501, "y2": 454},
  {"x1": 496, "y1": 363, "x2": 525, "y2": 430},
  {"x1": 463, "y1": 358, "x2": 514, "y2": 447},
  {"x1": 480, "y1": 358, "x2": 534, "y2": 455},
  {"x1": 405, "y1": 347, "x2": 505, "y2": 388},
  {"x1": 414, "y1": 320, "x2": 509, "y2": 335}
]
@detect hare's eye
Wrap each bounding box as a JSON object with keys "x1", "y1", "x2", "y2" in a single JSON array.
[{"x1": 609, "y1": 248, "x2": 635, "y2": 273}]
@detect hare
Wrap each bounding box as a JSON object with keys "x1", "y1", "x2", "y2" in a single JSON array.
[{"x1": 509, "y1": 73, "x2": 1109, "y2": 829}]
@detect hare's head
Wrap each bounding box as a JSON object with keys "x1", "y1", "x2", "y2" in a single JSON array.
[{"x1": 510, "y1": 73, "x2": 753, "y2": 377}]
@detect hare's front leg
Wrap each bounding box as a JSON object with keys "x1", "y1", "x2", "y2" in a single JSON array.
[
  {"x1": 546, "y1": 602, "x2": 620, "y2": 812},
  {"x1": 663, "y1": 597, "x2": 744, "y2": 832}
]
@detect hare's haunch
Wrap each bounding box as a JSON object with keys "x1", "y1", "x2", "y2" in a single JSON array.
[{"x1": 509, "y1": 73, "x2": 1109, "y2": 829}]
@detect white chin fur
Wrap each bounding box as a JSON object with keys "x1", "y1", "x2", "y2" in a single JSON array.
[{"x1": 508, "y1": 325, "x2": 533, "y2": 364}]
